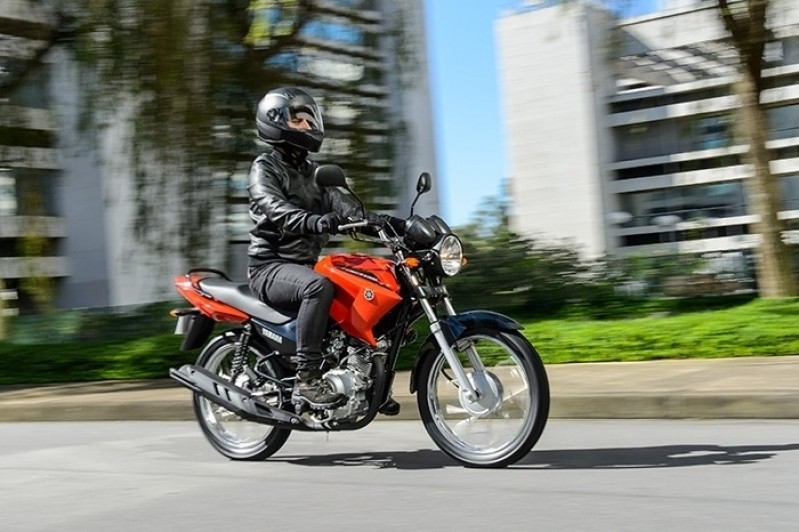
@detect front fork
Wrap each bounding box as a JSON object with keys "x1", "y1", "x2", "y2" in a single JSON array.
[
  {"x1": 441, "y1": 298, "x2": 486, "y2": 372},
  {"x1": 399, "y1": 258, "x2": 486, "y2": 403},
  {"x1": 419, "y1": 295, "x2": 482, "y2": 402}
]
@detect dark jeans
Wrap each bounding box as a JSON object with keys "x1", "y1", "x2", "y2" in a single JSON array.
[{"x1": 249, "y1": 261, "x2": 334, "y2": 370}]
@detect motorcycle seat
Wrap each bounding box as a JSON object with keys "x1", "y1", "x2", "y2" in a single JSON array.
[{"x1": 199, "y1": 278, "x2": 296, "y2": 324}]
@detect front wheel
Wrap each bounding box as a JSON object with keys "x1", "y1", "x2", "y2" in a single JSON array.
[
  {"x1": 417, "y1": 328, "x2": 549, "y2": 468},
  {"x1": 193, "y1": 333, "x2": 291, "y2": 461}
]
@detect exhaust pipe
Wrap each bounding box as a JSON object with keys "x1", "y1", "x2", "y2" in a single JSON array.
[{"x1": 170, "y1": 364, "x2": 307, "y2": 429}]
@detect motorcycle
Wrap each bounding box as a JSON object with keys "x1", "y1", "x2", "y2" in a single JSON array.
[{"x1": 169, "y1": 165, "x2": 549, "y2": 468}]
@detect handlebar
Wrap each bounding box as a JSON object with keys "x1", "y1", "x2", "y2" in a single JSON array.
[{"x1": 337, "y1": 220, "x2": 373, "y2": 232}]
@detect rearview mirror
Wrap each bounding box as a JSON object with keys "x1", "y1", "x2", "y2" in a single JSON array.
[
  {"x1": 410, "y1": 172, "x2": 432, "y2": 216},
  {"x1": 315, "y1": 164, "x2": 347, "y2": 187},
  {"x1": 416, "y1": 172, "x2": 431, "y2": 194}
]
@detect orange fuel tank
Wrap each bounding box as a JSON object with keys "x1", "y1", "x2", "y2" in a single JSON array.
[{"x1": 315, "y1": 254, "x2": 403, "y2": 346}]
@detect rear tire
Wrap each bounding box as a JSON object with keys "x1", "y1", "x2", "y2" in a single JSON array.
[
  {"x1": 417, "y1": 328, "x2": 549, "y2": 468},
  {"x1": 193, "y1": 333, "x2": 291, "y2": 461}
]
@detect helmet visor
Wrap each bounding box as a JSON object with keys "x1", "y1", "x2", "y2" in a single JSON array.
[{"x1": 290, "y1": 108, "x2": 322, "y2": 131}]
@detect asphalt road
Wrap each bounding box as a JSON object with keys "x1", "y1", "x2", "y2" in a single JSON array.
[{"x1": 1, "y1": 420, "x2": 797, "y2": 531}]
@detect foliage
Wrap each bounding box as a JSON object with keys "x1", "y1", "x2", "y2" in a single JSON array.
[
  {"x1": 446, "y1": 194, "x2": 713, "y2": 318},
  {"x1": 0, "y1": 295, "x2": 794, "y2": 385},
  {"x1": 27, "y1": 0, "x2": 411, "y2": 265},
  {"x1": 0, "y1": 300, "x2": 190, "y2": 384},
  {"x1": 447, "y1": 196, "x2": 592, "y2": 315},
  {"x1": 526, "y1": 297, "x2": 799, "y2": 364},
  {"x1": 0, "y1": 334, "x2": 192, "y2": 385}
]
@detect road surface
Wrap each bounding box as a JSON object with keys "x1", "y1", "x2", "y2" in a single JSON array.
[{"x1": 0, "y1": 420, "x2": 797, "y2": 531}]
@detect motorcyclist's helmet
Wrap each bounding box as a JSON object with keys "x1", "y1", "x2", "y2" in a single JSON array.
[{"x1": 255, "y1": 87, "x2": 324, "y2": 153}]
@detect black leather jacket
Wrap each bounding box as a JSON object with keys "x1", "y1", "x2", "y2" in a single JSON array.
[{"x1": 247, "y1": 149, "x2": 363, "y2": 266}]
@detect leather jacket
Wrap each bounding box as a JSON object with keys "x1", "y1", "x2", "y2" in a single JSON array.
[{"x1": 247, "y1": 149, "x2": 362, "y2": 266}]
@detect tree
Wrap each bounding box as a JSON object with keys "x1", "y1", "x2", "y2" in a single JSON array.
[
  {"x1": 715, "y1": 0, "x2": 796, "y2": 297},
  {"x1": 447, "y1": 196, "x2": 592, "y2": 315},
  {"x1": 3, "y1": 0, "x2": 412, "y2": 273}
]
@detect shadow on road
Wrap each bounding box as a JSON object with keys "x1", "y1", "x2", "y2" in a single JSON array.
[
  {"x1": 516, "y1": 443, "x2": 799, "y2": 469},
  {"x1": 275, "y1": 449, "x2": 456, "y2": 469},
  {"x1": 275, "y1": 443, "x2": 799, "y2": 470}
]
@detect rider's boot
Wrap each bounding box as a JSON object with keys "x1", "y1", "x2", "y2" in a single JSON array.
[
  {"x1": 378, "y1": 395, "x2": 401, "y2": 416},
  {"x1": 292, "y1": 368, "x2": 346, "y2": 409}
]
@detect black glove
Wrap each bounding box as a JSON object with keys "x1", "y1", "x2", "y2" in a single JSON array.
[
  {"x1": 309, "y1": 212, "x2": 343, "y2": 235},
  {"x1": 379, "y1": 214, "x2": 406, "y2": 236}
]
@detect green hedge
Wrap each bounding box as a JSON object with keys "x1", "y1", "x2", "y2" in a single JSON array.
[{"x1": 1, "y1": 298, "x2": 798, "y2": 386}]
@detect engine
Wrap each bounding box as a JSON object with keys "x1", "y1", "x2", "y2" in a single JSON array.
[{"x1": 320, "y1": 332, "x2": 386, "y2": 420}]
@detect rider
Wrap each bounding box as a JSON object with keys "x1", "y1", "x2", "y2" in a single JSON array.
[{"x1": 247, "y1": 87, "x2": 402, "y2": 411}]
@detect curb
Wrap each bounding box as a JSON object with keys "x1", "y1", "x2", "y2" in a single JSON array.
[{"x1": 1, "y1": 392, "x2": 798, "y2": 422}]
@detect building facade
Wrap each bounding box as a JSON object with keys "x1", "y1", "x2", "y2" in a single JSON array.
[
  {"x1": 0, "y1": 1, "x2": 68, "y2": 313},
  {"x1": 0, "y1": 0, "x2": 439, "y2": 312},
  {"x1": 496, "y1": 0, "x2": 799, "y2": 283}
]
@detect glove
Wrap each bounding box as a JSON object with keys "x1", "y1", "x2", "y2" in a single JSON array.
[
  {"x1": 379, "y1": 214, "x2": 406, "y2": 236},
  {"x1": 309, "y1": 212, "x2": 343, "y2": 235}
]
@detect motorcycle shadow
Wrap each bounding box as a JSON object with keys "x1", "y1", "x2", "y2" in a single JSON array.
[
  {"x1": 273, "y1": 443, "x2": 799, "y2": 470},
  {"x1": 514, "y1": 443, "x2": 799, "y2": 470},
  {"x1": 274, "y1": 449, "x2": 457, "y2": 470}
]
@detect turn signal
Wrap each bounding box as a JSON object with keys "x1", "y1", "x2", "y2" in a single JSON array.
[{"x1": 403, "y1": 257, "x2": 421, "y2": 268}]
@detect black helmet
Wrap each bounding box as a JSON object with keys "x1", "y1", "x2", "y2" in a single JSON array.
[{"x1": 255, "y1": 87, "x2": 324, "y2": 153}]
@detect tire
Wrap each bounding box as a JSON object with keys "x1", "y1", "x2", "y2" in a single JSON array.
[
  {"x1": 417, "y1": 328, "x2": 549, "y2": 468},
  {"x1": 192, "y1": 333, "x2": 291, "y2": 461}
]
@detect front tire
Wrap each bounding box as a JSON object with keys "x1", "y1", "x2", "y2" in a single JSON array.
[
  {"x1": 417, "y1": 328, "x2": 549, "y2": 468},
  {"x1": 193, "y1": 333, "x2": 291, "y2": 461}
]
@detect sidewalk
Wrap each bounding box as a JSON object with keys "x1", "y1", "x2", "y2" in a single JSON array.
[{"x1": 0, "y1": 355, "x2": 797, "y2": 422}]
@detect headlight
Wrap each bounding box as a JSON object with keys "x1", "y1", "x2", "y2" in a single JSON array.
[{"x1": 435, "y1": 234, "x2": 463, "y2": 276}]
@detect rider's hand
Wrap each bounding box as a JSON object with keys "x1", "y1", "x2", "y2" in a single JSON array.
[{"x1": 310, "y1": 212, "x2": 343, "y2": 235}]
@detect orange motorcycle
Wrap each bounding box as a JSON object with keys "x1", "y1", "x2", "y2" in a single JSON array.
[{"x1": 170, "y1": 166, "x2": 549, "y2": 467}]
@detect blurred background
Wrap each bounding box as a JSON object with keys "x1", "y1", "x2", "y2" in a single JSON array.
[{"x1": 2, "y1": 0, "x2": 799, "y2": 371}]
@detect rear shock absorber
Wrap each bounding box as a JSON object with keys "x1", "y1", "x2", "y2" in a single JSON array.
[{"x1": 230, "y1": 323, "x2": 252, "y2": 380}]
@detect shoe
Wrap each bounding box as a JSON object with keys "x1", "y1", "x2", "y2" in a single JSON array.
[
  {"x1": 378, "y1": 397, "x2": 401, "y2": 416},
  {"x1": 292, "y1": 369, "x2": 346, "y2": 409}
]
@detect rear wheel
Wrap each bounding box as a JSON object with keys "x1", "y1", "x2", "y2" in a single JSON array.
[
  {"x1": 193, "y1": 333, "x2": 291, "y2": 460},
  {"x1": 417, "y1": 328, "x2": 549, "y2": 468}
]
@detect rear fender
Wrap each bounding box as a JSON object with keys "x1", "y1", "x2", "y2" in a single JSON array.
[{"x1": 408, "y1": 310, "x2": 522, "y2": 394}]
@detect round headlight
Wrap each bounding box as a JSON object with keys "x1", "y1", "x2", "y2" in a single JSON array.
[{"x1": 437, "y1": 234, "x2": 463, "y2": 276}]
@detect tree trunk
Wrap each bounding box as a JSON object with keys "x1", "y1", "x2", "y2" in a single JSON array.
[
  {"x1": 716, "y1": 0, "x2": 797, "y2": 297},
  {"x1": 737, "y1": 74, "x2": 796, "y2": 296}
]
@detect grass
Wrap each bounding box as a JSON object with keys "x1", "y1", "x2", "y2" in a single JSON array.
[
  {"x1": 523, "y1": 298, "x2": 799, "y2": 364},
  {"x1": 0, "y1": 298, "x2": 798, "y2": 386}
]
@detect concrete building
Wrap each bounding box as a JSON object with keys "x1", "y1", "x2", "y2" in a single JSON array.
[
  {"x1": 0, "y1": 0, "x2": 438, "y2": 312},
  {"x1": 496, "y1": 0, "x2": 799, "y2": 282}
]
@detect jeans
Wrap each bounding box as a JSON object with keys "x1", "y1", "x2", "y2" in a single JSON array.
[{"x1": 248, "y1": 261, "x2": 334, "y2": 370}]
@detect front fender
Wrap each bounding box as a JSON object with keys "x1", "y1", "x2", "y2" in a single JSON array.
[{"x1": 408, "y1": 310, "x2": 523, "y2": 394}]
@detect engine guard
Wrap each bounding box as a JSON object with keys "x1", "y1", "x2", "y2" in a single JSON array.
[{"x1": 408, "y1": 310, "x2": 523, "y2": 394}]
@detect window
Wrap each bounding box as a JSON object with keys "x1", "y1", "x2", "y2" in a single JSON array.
[
  {"x1": 0, "y1": 171, "x2": 16, "y2": 216},
  {"x1": 620, "y1": 181, "x2": 746, "y2": 226},
  {"x1": 695, "y1": 115, "x2": 732, "y2": 150}
]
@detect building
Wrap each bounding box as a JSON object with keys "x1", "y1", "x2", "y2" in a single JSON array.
[
  {"x1": 496, "y1": 0, "x2": 799, "y2": 283},
  {"x1": 0, "y1": 1, "x2": 68, "y2": 313},
  {"x1": 0, "y1": 0, "x2": 438, "y2": 312}
]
